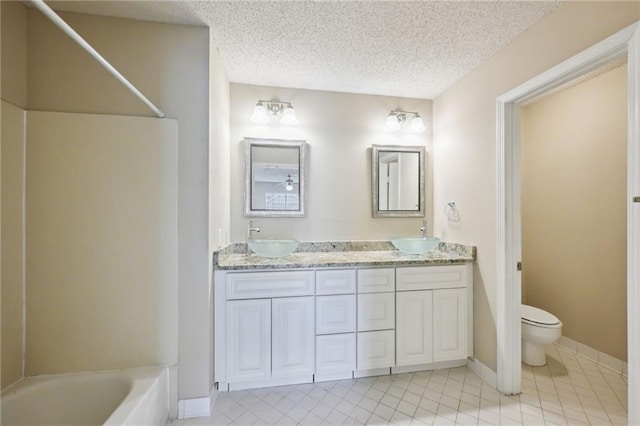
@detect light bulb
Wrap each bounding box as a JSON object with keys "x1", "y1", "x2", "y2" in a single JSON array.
[
  {"x1": 280, "y1": 107, "x2": 298, "y2": 126},
  {"x1": 250, "y1": 104, "x2": 269, "y2": 124},
  {"x1": 409, "y1": 116, "x2": 426, "y2": 133},
  {"x1": 285, "y1": 183, "x2": 293, "y2": 191},
  {"x1": 383, "y1": 114, "x2": 401, "y2": 132}
]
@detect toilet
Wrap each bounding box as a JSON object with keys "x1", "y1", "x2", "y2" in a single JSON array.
[{"x1": 521, "y1": 304, "x2": 562, "y2": 366}]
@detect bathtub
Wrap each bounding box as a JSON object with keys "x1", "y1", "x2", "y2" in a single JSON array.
[{"x1": 0, "y1": 366, "x2": 168, "y2": 426}]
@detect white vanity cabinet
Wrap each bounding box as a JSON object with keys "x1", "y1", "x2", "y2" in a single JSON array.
[
  {"x1": 315, "y1": 270, "x2": 356, "y2": 381},
  {"x1": 395, "y1": 264, "x2": 473, "y2": 371},
  {"x1": 356, "y1": 268, "x2": 395, "y2": 374},
  {"x1": 214, "y1": 262, "x2": 472, "y2": 391},
  {"x1": 222, "y1": 270, "x2": 315, "y2": 390}
]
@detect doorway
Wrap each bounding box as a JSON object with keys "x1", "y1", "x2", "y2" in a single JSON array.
[{"x1": 495, "y1": 21, "x2": 640, "y2": 425}]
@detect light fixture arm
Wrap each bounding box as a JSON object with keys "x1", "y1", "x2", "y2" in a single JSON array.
[
  {"x1": 384, "y1": 109, "x2": 426, "y2": 132},
  {"x1": 389, "y1": 110, "x2": 421, "y2": 123},
  {"x1": 257, "y1": 100, "x2": 293, "y2": 116}
]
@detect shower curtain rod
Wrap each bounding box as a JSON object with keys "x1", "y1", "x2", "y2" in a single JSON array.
[{"x1": 29, "y1": 0, "x2": 166, "y2": 119}]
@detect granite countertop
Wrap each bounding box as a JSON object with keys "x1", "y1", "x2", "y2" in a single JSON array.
[{"x1": 213, "y1": 241, "x2": 476, "y2": 271}]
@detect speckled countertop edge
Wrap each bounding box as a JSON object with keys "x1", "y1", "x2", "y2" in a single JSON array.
[{"x1": 213, "y1": 240, "x2": 476, "y2": 271}]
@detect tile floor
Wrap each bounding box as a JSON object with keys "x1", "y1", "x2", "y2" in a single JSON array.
[{"x1": 170, "y1": 344, "x2": 628, "y2": 425}]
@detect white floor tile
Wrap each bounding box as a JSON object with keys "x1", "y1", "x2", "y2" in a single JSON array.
[{"x1": 169, "y1": 346, "x2": 626, "y2": 425}]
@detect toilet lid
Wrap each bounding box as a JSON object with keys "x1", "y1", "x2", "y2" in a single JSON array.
[{"x1": 521, "y1": 304, "x2": 560, "y2": 326}]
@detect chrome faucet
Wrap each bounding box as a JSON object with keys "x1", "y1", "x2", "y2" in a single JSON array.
[
  {"x1": 246, "y1": 220, "x2": 260, "y2": 256},
  {"x1": 420, "y1": 220, "x2": 428, "y2": 238}
]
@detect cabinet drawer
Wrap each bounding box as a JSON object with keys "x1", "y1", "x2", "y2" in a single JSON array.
[
  {"x1": 357, "y1": 292, "x2": 395, "y2": 331},
  {"x1": 357, "y1": 330, "x2": 395, "y2": 369},
  {"x1": 316, "y1": 295, "x2": 356, "y2": 334},
  {"x1": 316, "y1": 333, "x2": 356, "y2": 374},
  {"x1": 357, "y1": 268, "x2": 395, "y2": 293},
  {"x1": 396, "y1": 265, "x2": 468, "y2": 291},
  {"x1": 316, "y1": 270, "x2": 356, "y2": 295},
  {"x1": 226, "y1": 270, "x2": 314, "y2": 299}
]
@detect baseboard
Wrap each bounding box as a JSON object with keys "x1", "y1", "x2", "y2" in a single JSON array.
[
  {"x1": 177, "y1": 396, "x2": 211, "y2": 419},
  {"x1": 392, "y1": 359, "x2": 467, "y2": 375},
  {"x1": 466, "y1": 357, "x2": 497, "y2": 388},
  {"x1": 555, "y1": 336, "x2": 628, "y2": 376}
]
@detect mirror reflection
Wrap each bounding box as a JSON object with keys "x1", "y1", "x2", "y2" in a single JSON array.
[
  {"x1": 372, "y1": 145, "x2": 425, "y2": 218},
  {"x1": 245, "y1": 138, "x2": 307, "y2": 217}
]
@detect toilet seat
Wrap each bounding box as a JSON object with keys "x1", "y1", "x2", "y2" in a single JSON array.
[{"x1": 521, "y1": 304, "x2": 562, "y2": 328}]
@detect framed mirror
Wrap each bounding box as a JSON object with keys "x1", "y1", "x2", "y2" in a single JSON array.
[
  {"x1": 371, "y1": 144, "x2": 425, "y2": 218},
  {"x1": 244, "y1": 137, "x2": 307, "y2": 217}
]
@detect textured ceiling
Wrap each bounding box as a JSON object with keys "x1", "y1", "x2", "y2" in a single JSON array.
[{"x1": 45, "y1": 1, "x2": 561, "y2": 99}]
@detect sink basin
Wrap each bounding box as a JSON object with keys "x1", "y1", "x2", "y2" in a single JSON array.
[
  {"x1": 391, "y1": 237, "x2": 441, "y2": 255},
  {"x1": 248, "y1": 239, "x2": 299, "y2": 258}
]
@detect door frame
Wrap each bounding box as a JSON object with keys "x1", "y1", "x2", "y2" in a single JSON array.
[{"x1": 496, "y1": 21, "x2": 640, "y2": 424}]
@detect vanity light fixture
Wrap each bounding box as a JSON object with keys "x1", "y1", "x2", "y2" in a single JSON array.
[
  {"x1": 383, "y1": 110, "x2": 426, "y2": 133},
  {"x1": 251, "y1": 99, "x2": 298, "y2": 126}
]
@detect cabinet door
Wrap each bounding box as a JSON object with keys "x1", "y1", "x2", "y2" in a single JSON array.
[
  {"x1": 316, "y1": 333, "x2": 356, "y2": 374},
  {"x1": 272, "y1": 297, "x2": 315, "y2": 379},
  {"x1": 357, "y1": 292, "x2": 395, "y2": 331},
  {"x1": 396, "y1": 290, "x2": 433, "y2": 366},
  {"x1": 357, "y1": 330, "x2": 395, "y2": 369},
  {"x1": 227, "y1": 299, "x2": 271, "y2": 383},
  {"x1": 316, "y1": 295, "x2": 356, "y2": 334},
  {"x1": 433, "y1": 288, "x2": 467, "y2": 361}
]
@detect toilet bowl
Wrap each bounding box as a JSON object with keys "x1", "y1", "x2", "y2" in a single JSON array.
[{"x1": 521, "y1": 304, "x2": 562, "y2": 366}]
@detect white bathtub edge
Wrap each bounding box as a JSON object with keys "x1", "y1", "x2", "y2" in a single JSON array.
[
  {"x1": 177, "y1": 396, "x2": 211, "y2": 419},
  {"x1": 103, "y1": 366, "x2": 169, "y2": 426}
]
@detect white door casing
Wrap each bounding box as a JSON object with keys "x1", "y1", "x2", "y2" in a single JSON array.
[{"x1": 496, "y1": 22, "x2": 640, "y2": 425}]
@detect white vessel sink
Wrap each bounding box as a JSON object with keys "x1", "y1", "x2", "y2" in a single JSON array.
[
  {"x1": 391, "y1": 237, "x2": 440, "y2": 255},
  {"x1": 248, "y1": 239, "x2": 299, "y2": 258}
]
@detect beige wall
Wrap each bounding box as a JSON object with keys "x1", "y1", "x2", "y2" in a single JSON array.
[
  {"x1": 1, "y1": 1, "x2": 27, "y2": 391},
  {"x1": 25, "y1": 111, "x2": 178, "y2": 374},
  {"x1": 1, "y1": 1, "x2": 27, "y2": 109},
  {"x1": 433, "y1": 2, "x2": 639, "y2": 370},
  {"x1": 230, "y1": 84, "x2": 433, "y2": 242},
  {"x1": 521, "y1": 66, "x2": 627, "y2": 361},
  {"x1": 25, "y1": 10, "x2": 212, "y2": 400},
  {"x1": 1, "y1": 101, "x2": 26, "y2": 390}
]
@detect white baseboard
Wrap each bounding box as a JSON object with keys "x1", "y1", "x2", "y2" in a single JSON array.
[
  {"x1": 467, "y1": 357, "x2": 497, "y2": 388},
  {"x1": 177, "y1": 396, "x2": 211, "y2": 419},
  {"x1": 555, "y1": 336, "x2": 628, "y2": 376}
]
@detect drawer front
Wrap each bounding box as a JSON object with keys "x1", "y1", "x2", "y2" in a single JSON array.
[
  {"x1": 357, "y1": 330, "x2": 395, "y2": 370},
  {"x1": 357, "y1": 268, "x2": 395, "y2": 293},
  {"x1": 226, "y1": 270, "x2": 314, "y2": 300},
  {"x1": 396, "y1": 265, "x2": 468, "y2": 291},
  {"x1": 357, "y1": 292, "x2": 395, "y2": 331},
  {"x1": 316, "y1": 295, "x2": 356, "y2": 334},
  {"x1": 316, "y1": 270, "x2": 356, "y2": 295},
  {"x1": 316, "y1": 333, "x2": 356, "y2": 374}
]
